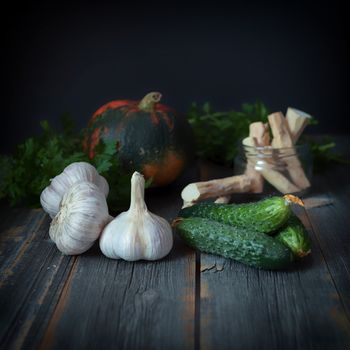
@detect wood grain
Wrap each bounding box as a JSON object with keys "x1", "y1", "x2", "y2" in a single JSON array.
[
  {"x1": 38, "y1": 239, "x2": 195, "y2": 350},
  {"x1": 305, "y1": 164, "x2": 350, "y2": 320},
  {"x1": 1, "y1": 138, "x2": 350, "y2": 350},
  {"x1": 0, "y1": 210, "x2": 76, "y2": 350},
  {"x1": 199, "y1": 208, "x2": 350, "y2": 350}
]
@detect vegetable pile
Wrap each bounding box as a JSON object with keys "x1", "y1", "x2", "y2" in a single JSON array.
[
  {"x1": 181, "y1": 107, "x2": 315, "y2": 206},
  {"x1": 41, "y1": 162, "x2": 174, "y2": 260},
  {"x1": 0, "y1": 98, "x2": 345, "y2": 210},
  {"x1": 174, "y1": 195, "x2": 311, "y2": 270},
  {"x1": 188, "y1": 101, "x2": 345, "y2": 169}
]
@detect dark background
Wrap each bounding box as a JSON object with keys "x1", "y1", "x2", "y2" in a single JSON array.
[{"x1": 2, "y1": 1, "x2": 349, "y2": 153}]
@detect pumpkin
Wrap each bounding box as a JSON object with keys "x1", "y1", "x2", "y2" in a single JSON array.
[{"x1": 84, "y1": 92, "x2": 194, "y2": 186}]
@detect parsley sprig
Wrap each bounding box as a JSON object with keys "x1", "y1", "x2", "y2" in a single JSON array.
[
  {"x1": 0, "y1": 116, "x2": 131, "y2": 211},
  {"x1": 187, "y1": 101, "x2": 269, "y2": 165}
]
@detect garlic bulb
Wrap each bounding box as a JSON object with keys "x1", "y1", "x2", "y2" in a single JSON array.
[
  {"x1": 99, "y1": 172, "x2": 173, "y2": 261},
  {"x1": 40, "y1": 162, "x2": 109, "y2": 218},
  {"x1": 49, "y1": 181, "x2": 110, "y2": 255}
]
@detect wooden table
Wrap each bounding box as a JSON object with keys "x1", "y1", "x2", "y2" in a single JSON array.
[{"x1": 1, "y1": 137, "x2": 350, "y2": 350}]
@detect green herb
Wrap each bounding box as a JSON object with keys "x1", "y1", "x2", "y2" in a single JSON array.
[
  {"x1": 187, "y1": 101, "x2": 346, "y2": 168},
  {"x1": 91, "y1": 139, "x2": 133, "y2": 212},
  {"x1": 301, "y1": 136, "x2": 349, "y2": 172},
  {"x1": 187, "y1": 101, "x2": 268, "y2": 165},
  {"x1": 0, "y1": 116, "x2": 132, "y2": 211}
]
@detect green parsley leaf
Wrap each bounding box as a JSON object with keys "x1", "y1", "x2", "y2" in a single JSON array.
[{"x1": 0, "y1": 117, "x2": 131, "y2": 211}]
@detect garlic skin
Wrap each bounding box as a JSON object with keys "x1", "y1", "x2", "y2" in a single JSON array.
[
  {"x1": 99, "y1": 172, "x2": 173, "y2": 261},
  {"x1": 49, "y1": 181, "x2": 110, "y2": 255},
  {"x1": 40, "y1": 162, "x2": 109, "y2": 218}
]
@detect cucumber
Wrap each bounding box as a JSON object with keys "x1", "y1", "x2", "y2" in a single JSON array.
[
  {"x1": 174, "y1": 217, "x2": 294, "y2": 270},
  {"x1": 276, "y1": 215, "x2": 311, "y2": 258},
  {"x1": 179, "y1": 196, "x2": 296, "y2": 234}
]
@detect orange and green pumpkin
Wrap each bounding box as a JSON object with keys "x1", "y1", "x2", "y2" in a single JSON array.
[{"x1": 84, "y1": 92, "x2": 194, "y2": 186}]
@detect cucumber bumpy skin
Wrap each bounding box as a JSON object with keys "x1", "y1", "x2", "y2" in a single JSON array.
[
  {"x1": 175, "y1": 217, "x2": 294, "y2": 270},
  {"x1": 276, "y1": 215, "x2": 311, "y2": 258},
  {"x1": 179, "y1": 196, "x2": 293, "y2": 234}
]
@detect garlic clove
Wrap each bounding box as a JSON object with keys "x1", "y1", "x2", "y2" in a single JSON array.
[
  {"x1": 40, "y1": 186, "x2": 63, "y2": 219},
  {"x1": 40, "y1": 162, "x2": 109, "y2": 218},
  {"x1": 63, "y1": 162, "x2": 109, "y2": 196},
  {"x1": 50, "y1": 181, "x2": 110, "y2": 255},
  {"x1": 142, "y1": 213, "x2": 173, "y2": 260},
  {"x1": 99, "y1": 212, "x2": 142, "y2": 260},
  {"x1": 99, "y1": 171, "x2": 173, "y2": 261}
]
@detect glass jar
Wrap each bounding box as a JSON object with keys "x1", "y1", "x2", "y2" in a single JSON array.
[{"x1": 234, "y1": 142, "x2": 313, "y2": 196}]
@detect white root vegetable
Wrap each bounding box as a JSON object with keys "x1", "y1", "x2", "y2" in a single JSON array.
[
  {"x1": 243, "y1": 122, "x2": 270, "y2": 193},
  {"x1": 245, "y1": 136, "x2": 300, "y2": 194},
  {"x1": 258, "y1": 168, "x2": 301, "y2": 194},
  {"x1": 249, "y1": 122, "x2": 270, "y2": 146},
  {"x1": 245, "y1": 161, "x2": 265, "y2": 193},
  {"x1": 286, "y1": 107, "x2": 311, "y2": 143},
  {"x1": 214, "y1": 195, "x2": 231, "y2": 204},
  {"x1": 268, "y1": 112, "x2": 310, "y2": 190},
  {"x1": 181, "y1": 175, "x2": 251, "y2": 206},
  {"x1": 269, "y1": 112, "x2": 294, "y2": 148}
]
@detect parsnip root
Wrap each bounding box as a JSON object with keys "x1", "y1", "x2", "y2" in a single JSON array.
[
  {"x1": 215, "y1": 195, "x2": 231, "y2": 204},
  {"x1": 268, "y1": 112, "x2": 310, "y2": 190},
  {"x1": 181, "y1": 175, "x2": 251, "y2": 204},
  {"x1": 286, "y1": 107, "x2": 311, "y2": 143}
]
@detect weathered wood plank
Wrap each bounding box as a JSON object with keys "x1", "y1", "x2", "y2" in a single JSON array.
[
  {"x1": 0, "y1": 208, "x2": 195, "y2": 350},
  {"x1": 305, "y1": 163, "x2": 350, "y2": 320},
  {"x1": 199, "y1": 208, "x2": 350, "y2": 350},
  {"x1": 0, "y1": 208, "x2": 38, "y2": 268},
  {"x1": 0, "y1": 210, "x2": 76, "y2": 350},
  {"x1": 38, "y1": 239, "x2": 195, "y2": 350}
]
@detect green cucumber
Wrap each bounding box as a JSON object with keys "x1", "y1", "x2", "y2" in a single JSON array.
[
  {"x1": 174, "y1": 217, "x2": 294, "y2": 270},
  {"x1": 276, "y1": 215, "x2": 311, "y2": 258},
  {"x1": 179, "y1": 195, "x2": 302, "y2": 234}
]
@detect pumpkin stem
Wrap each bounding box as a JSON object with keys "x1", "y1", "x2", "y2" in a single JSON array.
[{"x1": 138, "y1": 92, "x2": 162, "y2": 112}]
